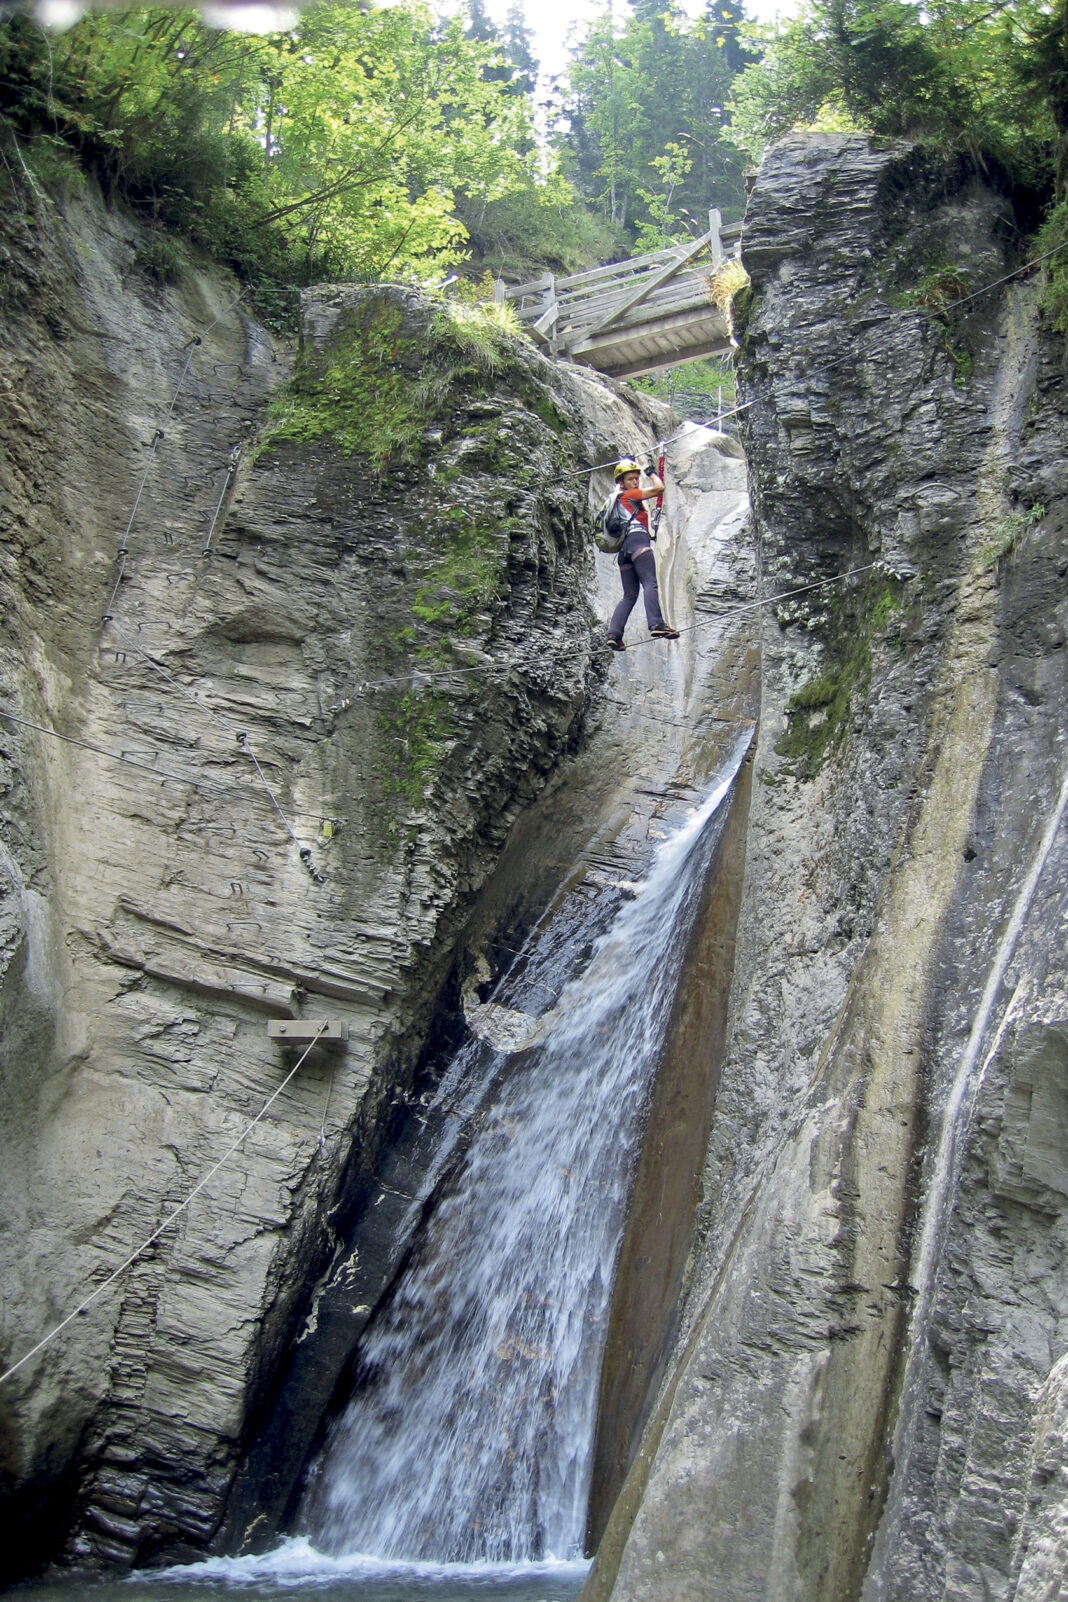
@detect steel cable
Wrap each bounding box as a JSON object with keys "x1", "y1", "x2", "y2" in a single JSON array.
[{"x1": 0, "y1": 1024, "x2": 330, "y2": 1389}]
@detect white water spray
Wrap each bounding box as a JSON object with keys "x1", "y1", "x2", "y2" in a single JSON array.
[{"x1": 299, "y1": 737, "x2": 750, "y2": 1565}]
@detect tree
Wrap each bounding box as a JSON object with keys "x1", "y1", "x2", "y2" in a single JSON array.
[
  {"x1": 502, "y1": 4, "x2": 538, "y2": 97},
  {"x1": 553, "y1": 0, "x2": 748, "y2": 239},
  {"x1": 0, "y1": 2, "x2": 570, "y2": 290},
  {"x1": 727, "y1": 0, "x2": 1059, "y2": 178}
]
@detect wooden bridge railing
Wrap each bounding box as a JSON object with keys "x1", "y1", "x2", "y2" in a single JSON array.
[{"x1": 496, "y1": 209, "x2": 743, "y2": 379}]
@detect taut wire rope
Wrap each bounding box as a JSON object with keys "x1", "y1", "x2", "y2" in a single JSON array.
[
  {"x1": 101, "y1": 292, "x2": 244, "y2": 624},
  {"x1": 107, "y1": 621, "x2": 311, "y2": 862},
  {"x1": 610, "y1": 561, "x2": 887, "y2": 656},
  {"x1": 0, "y1": 1024, "x2": 330, "y2": 1389},
  {"x1": 88, "y1": 288, "x2": 320, "y2": 875},
  {"x1": 0, "y1": 706, "x2": 332, "y2": 826}
]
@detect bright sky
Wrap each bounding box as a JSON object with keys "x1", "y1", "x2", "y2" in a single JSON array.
[{"x1": 467, "y1": 0, "x2": 803, "y2": 86}]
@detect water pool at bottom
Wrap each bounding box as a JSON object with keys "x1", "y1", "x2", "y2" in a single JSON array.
[{"x1": 6, "y1": 1543, "x2": 589, "y2": 1602}]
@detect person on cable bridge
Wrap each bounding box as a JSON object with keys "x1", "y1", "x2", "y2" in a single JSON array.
[{"x1": 606, "y1": 458, "x2": 679, "y2": 652}]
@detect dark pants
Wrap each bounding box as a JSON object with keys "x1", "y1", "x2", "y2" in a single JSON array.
[{"x1": 609, "y1": 532, "x2": 666, "y2": 639}]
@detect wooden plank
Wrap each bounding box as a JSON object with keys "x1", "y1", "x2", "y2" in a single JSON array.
[
  {"x1": 709, "y1": 207, "x2": 723, "y2": 269},
  {"x1": 607, "y1": 335, "x2": 734, "y2": 377},
  {"x1": 554, "y1": 247, "x2": 702, "y2": 309},
  {"x1": 501, "y1": 270, "x2": 554, "y2": 300},
  {"x1": 552, "y1": 244, "x2": 682, "y2": 291},
  {"x1": 582, "y1": 230, "x2": 713, "y2": 338},
  {"x1": 533, "y1": 301, "x2": 559, "y2": 336},
  {"x1": 562, "y1": 275, "x2": 713, "y2": 338},
  {"x1": 568, "y1": 302, "x2": 730, "y2": 362},
  {"x1": 575, "y1": 301, "x2": 730, "y2": 346},
  {"x1": 560, "y1": 265, "x2": 711, "y2": 320}
]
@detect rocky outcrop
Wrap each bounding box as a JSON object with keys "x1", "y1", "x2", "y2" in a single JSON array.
[
  {"x1": 587, "y1": 136, "x2": 1068, "y2": 1601},
  {"x1": 0, "y1": 172, "x2": 672, "y2": 1578}
]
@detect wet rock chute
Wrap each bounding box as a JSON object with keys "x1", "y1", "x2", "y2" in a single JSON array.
[{"x1": 298, "y1": 740, "x2": 751, "y2": 1565}]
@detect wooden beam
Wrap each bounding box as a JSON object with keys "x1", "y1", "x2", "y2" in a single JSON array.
[
  {"x1": 590, "y1": 335, "x2": 734, "y2": 379},
  {"x1": 552, "y1": 244, "x2": 682, "y2": 291},
  {"x1": 561, "y1": 278, "x2": 714, "y2": 343},
  {"x1": 500, "y1": 269, "x2": 554, "y2": 300},
  {"x1": 568, "y1": 302, "x2": 730, "y2": 364},
  {"x1": 708, "y1": 208, "x2": 723, "y2": 269},
  {"x1": 581, "y1": 229, "x2": 714, "y2": 339}
]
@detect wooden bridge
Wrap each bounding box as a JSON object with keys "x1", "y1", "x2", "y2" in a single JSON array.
[{"x1": 496, "y1": 210, "x2": 743, "y2": 379}]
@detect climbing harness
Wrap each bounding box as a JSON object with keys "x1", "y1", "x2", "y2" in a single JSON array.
[{"x1": 0, "y1": 1024, "x2": 332, "y2": 1388}]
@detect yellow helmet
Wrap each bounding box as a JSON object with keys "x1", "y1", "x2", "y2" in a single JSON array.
[{"x1": 613, "y1": 458, "x2": 641, "y2": 480}]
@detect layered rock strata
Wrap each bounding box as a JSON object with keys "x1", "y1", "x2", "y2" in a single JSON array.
[
  {"x1": 0, "y1": 173, "x2": 672, "y2": 1576},
  {"x1": 587, "y1": 135, "x2": 1068, "y2": 1602}
]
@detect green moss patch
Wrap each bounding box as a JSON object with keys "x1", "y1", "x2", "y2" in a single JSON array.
[
  {"x1": 265, "y1": 300, "x2": 422, "y2": 472},
  {"x1": 264, "y1": 293, "x2": 525, "y2": 478},
  {"x1": 378, "y1": 686, "x2": 454, "y2": 811},
  {"x1": 411, "y1": 512, "x2": 505, "y2": 630},
  {"x1": 775, "y1": 576, "x2": 905, "y2": 777}
]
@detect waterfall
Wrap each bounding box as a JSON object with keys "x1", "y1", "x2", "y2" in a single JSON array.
[{"x1": 299, "y1": 737, "x2": 750, "y2": 1566}]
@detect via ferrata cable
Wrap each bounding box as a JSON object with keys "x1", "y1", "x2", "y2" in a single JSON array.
[
  {"x1": 0, "y1": 1024, "x2": 330, "y2": 1389},
  {"x1": 650, "y1": 445, "x2": 666, "y2": 542},
  {"x1": 89, "y1": 289, "x2": 320, "y2": 877}
]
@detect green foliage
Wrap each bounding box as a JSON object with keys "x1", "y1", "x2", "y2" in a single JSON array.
[
  {"x1": 267, "y1": 301, "x2": 422, "y2": 469},
  {"x1": 979, "y1": 502, "x2": 1045, "y2": 569},
  {"x1": 635, "y1": 353, "x2": 737, "y2": 415},
  {"x1": 265, "y1": 293, "x2": 523, "y2": 476},
  {"x1": 132, "y1": 231, "x2": 186, "y2": 283},
  {"x1": 456, "y1": 167, "x2": 619, "y2": 277},
  {"x1": 633, "y1": 141, "x2": 694, "y2": 251},
  {"x1": 411, "y1": 512, "x2": 505, "y2": 628},
  {"x1": 727, "y1": 0, "x2": 1059, "y2": 189},
  {"x1": 886, "y1": 262, "x2": 978, "y2": 385},
  {"x1": 378, "y1": 687, "x2": 454, "y2": 809},
  {"x1": 0, "y1": 2, "x2": 568, "y2": 293},
  {"x1": 553, "y1": 0, "x2": 749, "y2": 240},
  {"x1": 1036, "y1": 198, "x2": 1068, "y2": 334}
]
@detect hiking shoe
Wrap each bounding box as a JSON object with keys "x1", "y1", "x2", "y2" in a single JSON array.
[
  {"x1": 650, "y1": 626, "x2": 680, "y2": 639},
  {"x1": 607, "y1": 635, "x2": 626, "y2": 652}
]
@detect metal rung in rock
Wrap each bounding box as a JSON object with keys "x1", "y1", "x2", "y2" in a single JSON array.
[{"x1": 267, "y1": 1020, "x2": 348, "y2": 1042}]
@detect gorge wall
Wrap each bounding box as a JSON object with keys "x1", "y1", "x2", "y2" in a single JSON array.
[
  {"x1": 0, "y1": 167, "x2": 690, "y2": 1577},
  {"x1": 587, "y1": 136, "x2": 1068, "y2": 1602},
  {"x1": 6, "y1": 127, "x2": 1068, "y2": 1602}
]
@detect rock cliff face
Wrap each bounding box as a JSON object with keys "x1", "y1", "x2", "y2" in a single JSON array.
[
  {"x1": 8, "y1": 131, "x2": 1068, "y2": 1602},
  {"x1": 0, "y1": 173, "x2": 674, "y2": 1578},
  {"x1": 588, "y1": 135, "x2": 1068, "y2": 1602}
]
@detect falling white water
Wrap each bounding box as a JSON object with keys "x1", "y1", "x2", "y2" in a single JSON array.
[{"x1": 300, "y1": 737, "x2": 751, "y2": 1566}]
